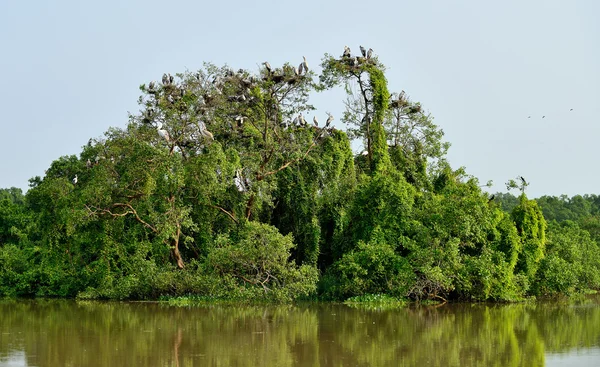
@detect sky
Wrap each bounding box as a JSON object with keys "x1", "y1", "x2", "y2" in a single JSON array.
[{"x1": 0, "y1": 0, "x2": 598, "y2": 198}]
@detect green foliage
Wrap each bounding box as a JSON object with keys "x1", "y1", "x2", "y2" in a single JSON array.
[
  {"x1": 205, "y1": 222, "x2": 318, "y2": 302},
  {"x1": 512, "y1": 194, "x2": 547, "y2": 283},
  {"x1": 0, "y1": 48, "x2": 595, "y2": 302},
  {"x1": 328, "y1": 227, "x2": 414, "y2": 298}
]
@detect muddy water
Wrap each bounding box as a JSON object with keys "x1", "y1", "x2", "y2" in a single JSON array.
[{"x1": 1, "y1": 297, "x2": 600, "y2": 366}]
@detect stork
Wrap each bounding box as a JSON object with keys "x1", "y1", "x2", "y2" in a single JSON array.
[
  {"x1": 72, "y1": 175, "x2": 78, "y2": 185},
  {"x1": 262, "y1": 61, "x2": 272, "y2": 74},
  {"x1": 343, "y1": 46, "x2": 351, "y2": 58},
  {"x1": 302, "y1": 56, "x2": 308, "y2": 72},
  {"x1": 156, "y1": 122, "x2": 171, "y2": 142},
  {"x1": 367, "y1": 48, "x2": 373, "y2": 59},
  {"x1": 313, "y1": 116, "x2": 319, "y2": 127},
  {"x1": 326, "y1": 113, "x2": 334, "y2": 126},
  {"x1": 360, "y1": 45, "x2": 366, "y2": 57}
]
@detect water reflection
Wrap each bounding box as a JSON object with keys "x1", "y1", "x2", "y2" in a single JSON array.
[{"x1": 1, "y1": 297, "x2": 599, "y2": 366}]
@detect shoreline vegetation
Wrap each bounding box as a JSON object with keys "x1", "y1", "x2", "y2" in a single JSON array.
[{"x1": 1, "y1": 47, "x2": 599, "y2": 303}]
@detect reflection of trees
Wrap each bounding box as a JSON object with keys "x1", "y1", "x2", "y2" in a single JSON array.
[{"x1": 1, "y1": 298, "x2": 600, "y2": 366}]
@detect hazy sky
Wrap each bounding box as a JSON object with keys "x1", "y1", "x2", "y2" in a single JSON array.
[{"x1": 1, "y1": 0, "x2": 598, "y2": 198}]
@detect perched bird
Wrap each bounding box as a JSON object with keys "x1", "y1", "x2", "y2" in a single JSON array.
[
  {"x1": 488, "y1": 194, "x2": 496, "y2": 203},
  {"x1": 302, "y1": 56, "x2": 308, "y2": 72},
  {"x1": 326, "y1": 113, "x2": 334, "y2": 126},
  {"x1": 234, "y1": 169, "x2": 247, "y2": 192},
  {"x1": 298, "y1": 62, "x2": 304, "y2": 75},
  {"x1": 162, "y1": 73, "x2": 169, "y2": 85},
  {"x1": 293, "y1": 65, "x2": 299, "y2": 76},
  {"x1": 156, "y1": 122, "x2": 171, "y2": 142},
  {"x1": 367, "y1": 48, "x2": 373, "y2": 59},
  {"x1": 343, "y1": 46, "x2": 351, "y2": 58},
  {"x1": 199, "y1": 121, "x2": 214, "y2": 141},
  {"x1": 360, "y1": 45, "x2": 367, "y2": 57},
  {"x1": 519, "y1": 176, "x2": 527, "y2": 185},
  {"x1": 313, "y1": 116, "x2": 319, "y2": 127},
  {"x1": 86, "y1": 159, "x2": 91, "y2": 169},
  {"x1": 299, "y1": 113, "x2": 307, "y2": 126},
  {"x1": 72, "y1": 175, "x2": 78, "y2": 185},
  {"x1": 168, "y1": 74, "x2": 174, "y2": 84},
  {"x1": 262, "y1": 61, "x2": 272, "y2": 74}
]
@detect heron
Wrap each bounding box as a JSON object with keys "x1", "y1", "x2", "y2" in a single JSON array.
[
  {"x1": 302, "y1": 56, "x2": 308, "y2": 72},
  {"x1": 360, "y1": 45, "x2": 366, "y2": 57},
  {"x1": 343, "y1": 46, "x2": 351, "y2": 58},
  {"x1": 156, "y1": 122, "x2": 171, "y2": 142},
  {"x1": 72, "y1": 175, "x2": 78, "y2": 185},
  {"x1": 86, "y1": 159, "x2": 91, "y2": 169},
  {"x1": 326, "y1": 113, "x2": 334, "y2": 126},
  {"x1": 313, "y1": 116, "x2": 319, "y2": 127},
  {"x1": 367, "y1": 48, "x2": 373, "y2": 59},
  {"x1": 263, "y1": 61, "x2": 272, "y2": 74}
]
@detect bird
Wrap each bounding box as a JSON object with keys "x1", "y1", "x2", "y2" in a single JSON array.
[
  {"x1": 326, "y1": 113, "x2": 334, "y2": 126},
  {"x1": 343, "y1": 46, "x2": 351, "y2": 58},
  {"x1": 162, "y1": 74, "x2": 169, "y2": 85},
  {"x1": 234, "y1": 169, "x2": 247, "y2": 192},
  {"x1": 86, "y1": 159, "x2": 91, "y2": 169},
  {"x1": 262, "y1": 61, "x2": 272, "y2": 74},
  {"x1": 313, "y1": 116, "x2": 319, "y2": 127},
  {"x1": 293, "y1": 65, "x2": 299, "y2": 76},
  {"x1": 570, "y1": 108, "x2": 574, "y2": 111},
  {"x1": 299, "y1": 113, "x2": 307, "y2": 126},
  {"x1": 199, "y1": 121, "x2": 214, "y2": 141},
  {"x1": 302, "y1": 56, "x2": 308, "y2": 72},
  {"x1": 360, "y1": 45, "x2": 366, "y2": 57},
  {"x1": 72, "y1": 175, "x2": 78, "y2": 185},
  {"x1": 156, "y1": 122, "x2": 171, "y2": 142},
  {"x1": 168, "y1": 74, "x2": 174, "y2": 84},
  {"x1": 367, "y1": 48, "x2": 373, "y2": 59},
  {"x1": 488, "y1": 194, "x2": 496, "y2": 203},
  {"x1": 519, "y1": 176, "x2": 527, "y2": 185},
  {"x1": 542, "y1": 116, "x2": 545, "y2": 118},
  {"x1": 527, "y1": 116, "x2": 531, "y2": 118}
]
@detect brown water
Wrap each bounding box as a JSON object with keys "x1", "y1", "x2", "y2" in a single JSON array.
[{"x1": 1, "y1": 297, "x2": 600, "y2": 366}]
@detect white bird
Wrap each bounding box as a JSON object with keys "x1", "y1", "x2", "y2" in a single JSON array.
[
  {"x1": 198, "y1": 121, "x2": 214, "y2": 140},
  {"x1": 86, "y1": 159, "x2": 91, "y2": 168},
  {"x1": 343, "y1": 46, "x2": 351, "y2": 58},
  {"x1": 234, "y1": 169, "x2": 247, "y2": 192},
  {"x1": 263, "y1": 61, "x2": 272, "y2": 74},
  {"x1": 361, "y1": 150, "x2": 368, "y2": 156},
  {"x1": 302, "y1": 56, "x2": 308, "y2": 72},
  {"x1": 156, "y1": 122, "x2": 171, "y2": 142},
  {"x1": 298, "y1": 62, "x2": 304, "y2": 75},
  {"x1": 72, "y1": 175, "x2": 78, "y2": 184},
  {"x1": 293, "y1": 65, "x2": 300, "y2": 76},
  {"x1": 367, "y1": 48, "x2": 373, "y2": 59},
  {"x1": 326, "y1": 113, "x2": 334, "y2": 126}
]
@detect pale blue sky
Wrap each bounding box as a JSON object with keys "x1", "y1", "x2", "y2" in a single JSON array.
[{"x1": 1, "y1": 0, "x2": 598, "y2": 198}]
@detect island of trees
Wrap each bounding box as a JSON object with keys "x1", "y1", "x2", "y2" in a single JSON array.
[{"x1": 1, "y1": 48, "x2": 599, "y2": 302}]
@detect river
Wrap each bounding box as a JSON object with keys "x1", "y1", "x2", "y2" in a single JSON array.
[{"x1": 1, "y1": 296, "x2": 600, "y2": 366}]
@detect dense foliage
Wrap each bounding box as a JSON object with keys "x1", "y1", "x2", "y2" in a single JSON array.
[{"x1": 1, "y1": 48, "x2": 599, "y2": 301}]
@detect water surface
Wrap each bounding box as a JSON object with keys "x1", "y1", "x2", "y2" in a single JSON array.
[{"x1": 1, "y1": 297, "x2": 600, "y2": 366}]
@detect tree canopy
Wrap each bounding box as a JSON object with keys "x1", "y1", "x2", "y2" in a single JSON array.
[{"x1": 1, "y1": 48, "x2": 599, "y2": 302}]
